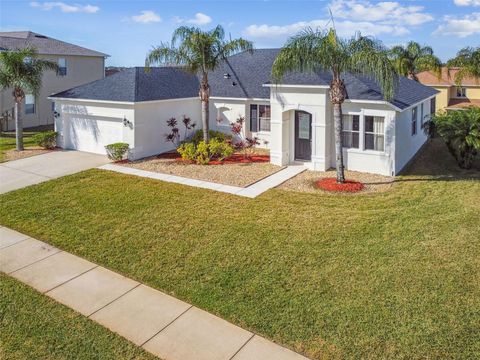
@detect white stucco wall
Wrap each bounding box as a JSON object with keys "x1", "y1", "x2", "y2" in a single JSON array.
[
  {"x1": 335, "y1": 101, "x2": 397, "y2": 176},
  {"x1": 54, "y1": 99, "x2": 133, "y2": 155},
  {"x1": 209, "y1": 98, "x2": 271, "y2": 148},
  {"x1": 269, "y1": 86, "x2": 329, "y2": 170},
  {"x1": 394, "y1": 99, "x2": 431, "y2": 173},
  {"x1": 133, "y1": 98, "x2": 200, "y2": 159}
]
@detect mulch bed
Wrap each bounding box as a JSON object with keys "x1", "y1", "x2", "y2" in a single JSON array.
[
  {"x1": 156, "y1": 152, "x2": 270, "y2": 165},
  {"x1": 316, "y1": 178, "x2": 364, "y2": 193}
]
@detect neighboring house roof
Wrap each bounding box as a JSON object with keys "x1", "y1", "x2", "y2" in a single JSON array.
[
  {"x1": 447, "y1": 98, "x2": 480, "y2": 109},
  {"x1": 0, "y1": 31, "x2": 108, "y2": 57},
  {"x1": 51, "y1": 67, "x2": 199, "y2": 102},
  {"x1": 417, "y1": 67, "x2": 480, "y2": 87},
  {"x1": 51, "y1": 49, "x2": 437, "y2": 110}
]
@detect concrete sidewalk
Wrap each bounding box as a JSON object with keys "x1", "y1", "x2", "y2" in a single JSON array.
[
  {"x1": 99, "y1": 163, "x2": 306, "y2": 198},
  {"x1": 0, "y1": 226, "x2": 309, "y2": 360},
  {"x1": 0, "y1": 151, "x2": 109, "y2": 194}
]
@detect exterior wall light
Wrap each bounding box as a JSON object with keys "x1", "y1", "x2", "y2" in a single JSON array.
[
  {"x1": 223, "y1": 73, "x2": 231, "y2": 79},
  {"x1": 123, "y1": 117, "x2": 132, "y2": 127}
]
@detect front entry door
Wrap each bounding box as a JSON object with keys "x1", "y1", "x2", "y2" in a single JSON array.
[{"x1": 294, "y1": 111, "x2": 312, "y2": 161}]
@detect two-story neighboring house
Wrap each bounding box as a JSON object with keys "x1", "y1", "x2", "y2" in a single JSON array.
[
  {"x1": 0, "y1": 31, "x2": 108, "y2": 130},
  {"x1": 417, "y1": 67, "x2": 480, "y2": 112}
]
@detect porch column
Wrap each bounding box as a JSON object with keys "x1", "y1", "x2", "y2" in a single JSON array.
[{"x1": 270, "y1": 105, "x2": 289, "y2": 166}]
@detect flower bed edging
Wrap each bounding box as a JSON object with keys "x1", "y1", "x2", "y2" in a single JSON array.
[{"x1": 315, "y1": 178, "x2": 364, "y2": 193}]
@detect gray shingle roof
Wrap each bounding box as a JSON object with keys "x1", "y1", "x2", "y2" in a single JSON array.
[
  {"x1": 0, "y1": 31, "x2": 108, "y2": 57},
  {"x1": 51, "y1": 67, "x2": 199, "y2": 102},
  {"x1": 51, "y1": 48, "x2": 437, "y2": 110}
]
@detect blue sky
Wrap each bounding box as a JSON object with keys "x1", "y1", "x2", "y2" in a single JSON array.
[{"x1": 1, "y1": 0, "x2": 479, "y2": 66}]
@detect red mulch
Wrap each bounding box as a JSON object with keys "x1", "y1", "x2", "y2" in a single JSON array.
[
  {"x1": 156, "y1": 152, "x2": 270, "y2": 165},
  {"x1": 315, "y1": 178, "x2": 364, "y2": 193},
  {"x1": 209, "y1": 154, "x2": 270, "y2": 165}
]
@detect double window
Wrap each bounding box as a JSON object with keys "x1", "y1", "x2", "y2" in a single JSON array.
[
  {"x1": 58, "y1": 58, "x2": 67, "y2": 76},
  {"x1": 430, "y1": 97, "x2": 436, "y2": 115},
  {"x1": 456, "y1": 87, "x2": 466, "y2": 98},
  {"x1": 25, "y1": 94, "x2": 35, "y2": 114},
  {"x1": 342, "y1": 114, "x2": 385, "y2": 152},
  {"x1": 411, "y1": 106, "x2": 417, "y2": 136},
  {"x1": 250, "y1": 104, "x2": 271, "y2": 132}
]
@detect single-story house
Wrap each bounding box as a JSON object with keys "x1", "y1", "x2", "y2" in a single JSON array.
[{"x1": 50, "y1": 49, "x2": 438, "y2": 176}]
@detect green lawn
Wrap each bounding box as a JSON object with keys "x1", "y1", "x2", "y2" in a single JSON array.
[
  {"x1": 0, "y1": 274, "x2": 156, "y2": 360},
  {"x1": 0, "y1": 126, "x2": 51, "y2": 162},
  {"x1": 0, "y1": 139, "x2": 479, "y2": 359}
]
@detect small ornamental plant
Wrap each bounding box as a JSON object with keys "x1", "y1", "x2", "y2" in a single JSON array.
[
  {"x1": 229, "y1": 116, "x2": 262, "y2": 159},
  {"x1": 165, "y1": 115, "x2": 196, "y2": 145},
  {"x1": 32, "y1": 131, "x2": 57, "y2": 149},
  {"x1": 315, "y1": 178, "x2": 364, "y2": 193},
  {"x1": 105, "y1": 142, "x2": 130, "y2": 162}
]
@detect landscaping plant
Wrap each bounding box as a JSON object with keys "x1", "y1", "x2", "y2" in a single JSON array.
[
  {"x1": 164, "y1": 116, "x2": 196, "y2": 145},
  {"x1": 229, "y1": 116, "x2": 261, "y2": 159},
  {"x1": 0, "y1": 47, "x2": 59, "y2": 151},
  {"x1": 105, "y1": 142, "x2": 130, "y2": 162},
  {"x1": 447, "y1": 47, "x2": 480, "y2": 84},
  {"x1": 432, "y1": 107, "x2": 480, "y2": 169},
  {"x1": 191, "y1": 129, "x2": 232, "y2": 145},
  {"x1": 177, "y1": 138, "x2": 234, "y2": 164},
  {"x1": 145, "y1": 25, "x2": 253, "y2": 143},
  {"x1": 32, "y1": 130, "x2": 57, "y2": 149},
  {"x1": 389, "y1": 41, "x2": 442, "y2": 81},
  {"x1": 273, "y1": 29, "x2": 398, "y2": 183}
]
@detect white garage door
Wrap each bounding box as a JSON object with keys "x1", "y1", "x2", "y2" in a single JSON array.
[{"x1": 66, "y1": 116, "x2": 123, "y2": 154}]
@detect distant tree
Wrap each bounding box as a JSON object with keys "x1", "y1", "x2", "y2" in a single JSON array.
[
  {"x1": 0, "y1": 47, "x2": 58, "y2": 150},
  {"x1": 433, "y1": 107, "x2": 480, "y2": 169},
  {"x1": 447, "y1": 47, "x2": 480, "y2": 85},
  {"x1": 272, "y1": 28, "x2": 398, "y2": 183},
  {"x1": 145, "y1": 25, "x2": 253, "y2": 143},
  {"x1": 389, "y1": 41, "x2": 442, "y2": 81}
]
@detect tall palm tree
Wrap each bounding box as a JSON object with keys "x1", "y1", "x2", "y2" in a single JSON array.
[
  {"x1": 0, "y1": 47, "x2": 58, "y2": 151},
  {"x1": 389, "y1": 41, "x2": 442, "y2": 81},
  {"x1": 145, "y1": 25, "x2": 253, "y2": 143},
  {"x1": 272, "y1": 28, "x2": 398, "y2": 183},
  {"x1": 447, "y1": 47, "x2": 480, "y2": 84}
]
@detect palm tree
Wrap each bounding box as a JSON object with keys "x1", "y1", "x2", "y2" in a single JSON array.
[
  {"x1": 145, "y1": 25, "x2": 253, "y2": 143},
  {"x1": 0, "y1": 47, "x2": 58, "y2": 151},
  {"x1": 447, "y1": 47, "x2": 480, "y2": 84},
  {"x1": 389, "y1": 41, "x2": 442, "y2": 81},
  {"x1": 272, "y1": 28, "x2": 398, "y2": 183}
]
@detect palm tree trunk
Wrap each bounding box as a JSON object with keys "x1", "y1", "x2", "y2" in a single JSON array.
[
  {"x1": 333, "y1": 103, "x2": 345, "y2": 183},
  {"x1": 330, "y1": 75, "x2": 346, "y2": 183},
  {"x1": 199, "y1": 73, "x2": 210, "y2": 143},
  {"x1": 14, "y1": 100, "x2": 24, "y2": 151}
]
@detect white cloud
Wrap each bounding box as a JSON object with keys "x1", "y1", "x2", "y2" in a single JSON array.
[
  {"x1": 174, "y1": 12, "x2": 212, "y2": 25},
  {"x1": 131, "y1": 10, "x2": 161, "y2": 24},
  {"x1": 433, "y1": 13, "x2": 480, "y2": 37},
  {"x1": 30, "y1": 1, "x2": 99, "y2": 13},
  {"x1": 244, "y1": 19, "x2": 409, "y2": 39},
  {"x1": 329, "y1": 0, "x2": 433, "y2": 26},
  {"x1": 454, "y1": 0, "x2": 480, "y2": 6}
]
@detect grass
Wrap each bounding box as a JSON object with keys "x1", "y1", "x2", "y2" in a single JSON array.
[
  {"x1": 0, "y1": 274, "x2": 156, "y2": 360},
  {"x1": 0, "y1": 138, "x2": 479, "y2": 359},
  {"x1": 0, "y1": 125, "x2": 51, "y2": 162}
]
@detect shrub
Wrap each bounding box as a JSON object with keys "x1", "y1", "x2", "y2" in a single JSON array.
[
  {"x1": 177, "y1": 142, "x2": 197, "y2": 161},
  {"x1": 176, "y1": 139, "x2": 234, "y2": 165},
  {"x1": 105, "y1": 142, "x2": 130, "y2": 161},
  {"x1": 32, "y1": 131, "x2": 57, "y2": 149},
  {"x1": 191, "y1": 129, "x2": 232, "y2": 144},
  {"x1": 208, "y1": 138, "x2": 234, "y2": 161},
  {"x1": 432, "y1": 107, "x2": 480, "y2": 169}
]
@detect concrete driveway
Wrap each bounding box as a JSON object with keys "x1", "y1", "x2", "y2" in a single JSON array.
[{"x1": 0, "y1": 151, "x2": 109, "y2": 194}]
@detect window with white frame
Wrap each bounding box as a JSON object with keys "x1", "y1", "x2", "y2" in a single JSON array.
[
  {"x1": 58, "y1": 58, "x2": 67, "y2": 76},
  {"x1": 430, "y1": 97, "x2": 436, "y2": 115},
  {"x1": 250, "y1": 104, "x2": 270, "y2": 132},
  {"x1": 456, "y1": 86, "x2": 466, "y2": 98},
  {"x1": 365, "y1": 116, "x2": 385, "y2": 151},
  {"x1": 342, "y1": 114, "x2": 359, "y2": 148},
  {"x1": 25, "y1": 94, "x2": 35, "y2": 114},
  {"x1": 411, "y1": 106, "x2": 417, "y2": 136}
]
